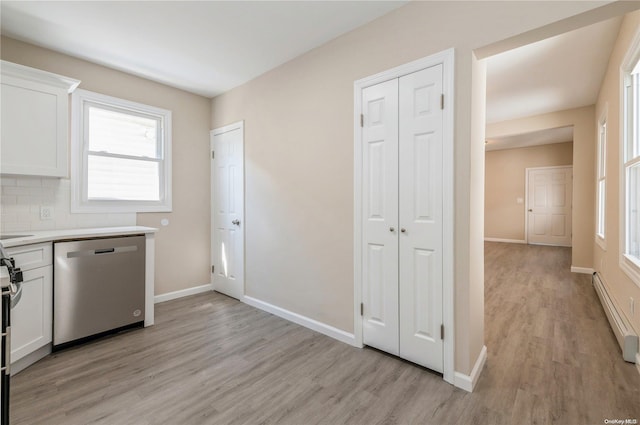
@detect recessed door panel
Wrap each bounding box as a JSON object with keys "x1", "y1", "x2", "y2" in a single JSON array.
[{"x1": 367, "y1": 141, "x2": 385, "y2": 219}]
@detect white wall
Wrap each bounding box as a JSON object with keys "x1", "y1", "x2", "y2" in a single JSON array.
[{"x1": 211, "y1": 1, "x2": 614, "y2": 375}]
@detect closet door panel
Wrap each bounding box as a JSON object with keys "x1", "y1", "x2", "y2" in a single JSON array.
[
  {"x1": 398, "y1": 65, "x2": 444, "y2": 371},
  {"x1": 361, "y1": 79, "x2": 400, "y2": 355}
]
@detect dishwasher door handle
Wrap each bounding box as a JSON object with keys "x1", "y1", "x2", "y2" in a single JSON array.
[{"x1": 67, "y1": 245, "x2": 138, "y2": 258}]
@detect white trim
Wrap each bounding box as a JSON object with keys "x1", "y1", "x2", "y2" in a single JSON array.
[
  {"x1": 453, "y1": 345, "x2": 487, "y2": 392},
  {"x1": 595, "y1": 105, "x2": 608, "y2": 249},
  {"x1": 484, "y1": 238, "x2": 526, "y2": 244},
  {"x1": 353, "y1": 48, "x2": 455, "y2": 385},
  {"x1": 154, "y1": 283, "x2": 212, "y2": 304},
  {"x1": 636, "y1": 353, "x2": 640, "y2": 376},
  {"x1": 243, "y1": 296, "x2": 356, "y2": 346},
  {"x1": 211, "y1": 120, "x2": 244, "y2": 136},
  {"x1": 524, "y1": 165, "x2": 573, "y2": 246},
  {"x1": 571, "y1": 266, "x2": 595, "y2": 274},
  {"x1": 71, "y1": 89, "x2": 173, "y2": 213},
  {"x1": 1, "y1": 60, "x2": 80, "y2": 92},
  {"x1": 145, "y1": 233, "x2": 155, "y2": 326}
]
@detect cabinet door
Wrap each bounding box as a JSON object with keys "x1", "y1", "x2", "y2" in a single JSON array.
[
  {"x1": 11, "y1": 265, "x2": 53, "y2": 363},
  {"x1": 1, "y1": 77, "x2": 68, "y2": 177}
]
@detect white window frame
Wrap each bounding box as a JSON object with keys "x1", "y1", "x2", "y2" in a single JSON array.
[
  {"x1": 71, "y1": 89, "x2": 172, "y2": 213},
  {"x1": 596, "y1": 106, "x2": 607, "y2": 249},
  {"x1": 620, "y1": 28, "x2": 640, "y2": 288}
]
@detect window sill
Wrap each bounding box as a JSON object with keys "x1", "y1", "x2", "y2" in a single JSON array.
[{"x1": 620, "y1": 254, "x2": 640, "y2": 289}]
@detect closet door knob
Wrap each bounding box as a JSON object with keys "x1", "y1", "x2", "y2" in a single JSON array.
[
  {"x1": 390, "y1": 227, "x2": 395, "y2": 232},
  {"x1": 401, "y1": 228, "x2": 406, "y2": 233}
]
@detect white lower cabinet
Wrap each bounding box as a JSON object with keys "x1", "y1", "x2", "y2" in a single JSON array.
[
  {"x1": 11, "y1": 265, "x2": 53, "y2": 362},
  {"x1": 3, "y1": 243, "x2": 53, "y2": 367}
]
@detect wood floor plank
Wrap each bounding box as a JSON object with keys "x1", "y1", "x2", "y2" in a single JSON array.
[{"x1": 10, "y1": 242, "x2": 640, "y2": 424}]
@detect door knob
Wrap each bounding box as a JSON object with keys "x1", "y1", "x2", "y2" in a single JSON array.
[
  {"x1": 390, "y1": 227, "x2": 395, "y2": 232},
  {"x1": 401, "y1": 228, "x2": 406, "y2": 233},
  {"x1": 528, "y1": 209, "x2": 533, "y2": 212},
  {"x1": 232, "y1": 219, "x2": 241, "y2": 225}
]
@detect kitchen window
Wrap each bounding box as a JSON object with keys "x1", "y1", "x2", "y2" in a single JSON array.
[
  {"x1": 71, "y1": 89, "x2": 172, "y2": 213},
  {"x1": 621, "y1": 35, "x2": 640, "y2": 286}
]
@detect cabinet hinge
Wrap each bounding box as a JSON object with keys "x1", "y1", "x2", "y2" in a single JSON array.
[
  {"x1": 211, "y1": 151, "x2": 215, "y2": 159},
  {"x1": 360, "y1": 303, "x2": 364, "y2": 316},
  {"x1": 440, "y1": 94, "x2": 444, "y2": 110},
  {"x1": 440, "y1": 324, "x2": 444, "y2": 340},
  {"x1": 211, "y1": 265, "x2": 215, "y2": 274},
  {"x1": 360, "y1": 114, "x2": 364, "y2": 128}
]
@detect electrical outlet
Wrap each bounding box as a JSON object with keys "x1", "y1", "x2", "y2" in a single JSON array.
[
  {"x1": 40, "y1": 206, "x2": 54, "y2": 220},
  {"x1": 631, "y1": 298, "x2": 635, "y2": 317}
]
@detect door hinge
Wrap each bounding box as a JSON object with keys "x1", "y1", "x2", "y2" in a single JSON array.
[
  {"x1": 360, "y1": 303, "x2": 364, "y2": 316},
  {"x1": 211, "y1": 265, "x2": 215, "y2": 274},
  {"x1": 440, "y1": 94, "x2": 444, "y2": 110},
  {"x1": 211, "y1": 151, "x2": 215, "y2": 159},
  {"x1": 360, "y1": 114, "x2": 364, "y2": 128},
  {"x1": 440, "y1": 324, "x2": 444, "y2": 340}
]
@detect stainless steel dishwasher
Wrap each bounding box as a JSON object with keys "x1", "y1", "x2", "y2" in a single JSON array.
[{"x1": 53, "y1": 235, "x2": 145, "y2": 348}]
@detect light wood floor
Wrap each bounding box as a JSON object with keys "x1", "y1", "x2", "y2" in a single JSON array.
[{"x1": 11, "y1": 242, "x2": 640, "y2": 424}]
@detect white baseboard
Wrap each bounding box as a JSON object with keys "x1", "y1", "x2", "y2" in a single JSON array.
[
  {"x1": 154, "y1": 283, "x2": 213, "y2": 304},
  {"x1": 454, "y1": 345, "x2": 487, "y2": 392},
  {"x1": 571, "y1": 266, "x2": 595, "y2": 274},
  {"x1": 484, "y1": 238, "x2": 526, "y2": 244},
  {"x1": 242, "y1": 295, "x2": 356, "y2": 346},
  {"x1": 636, "y1": 353, "x2": 640, "y2": 376}
]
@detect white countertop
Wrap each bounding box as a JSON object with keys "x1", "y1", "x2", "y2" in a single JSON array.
[{"x1": 0, "y1": 226, "x2": 158, "y2": 248}]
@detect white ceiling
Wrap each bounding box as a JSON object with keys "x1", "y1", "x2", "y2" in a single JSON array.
[
  {"x1": 486, "y1": 17, "x2": 622, "y2": 125},
  {"x1": 0, "y1": 1, "x2": 407, "y2": 98},
  {"x1": 485, "y1": 126, "x2": 573, "y2": 152}
]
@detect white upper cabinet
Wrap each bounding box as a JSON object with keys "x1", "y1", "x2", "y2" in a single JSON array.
[{"x1": 1, "y1": 61, "x2": 80, "y2": 177}]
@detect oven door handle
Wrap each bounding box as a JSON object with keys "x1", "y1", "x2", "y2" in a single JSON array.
[{"x1": 10, "y1": 281, "x2": 22, "y2": 309}]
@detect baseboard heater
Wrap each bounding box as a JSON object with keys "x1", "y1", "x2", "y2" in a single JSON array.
[{"x1": 592, "y1": 272, "x2": 638, "y2": 363}]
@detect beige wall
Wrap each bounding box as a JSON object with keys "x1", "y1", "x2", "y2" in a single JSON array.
[
  {"x1": 1, "y1": 36, "x2": 212, "y2": 297},
  {"x1": 485, "y1": 142, "x2": 574, "y2": 241},
  {"x1": 486, "y1": 106, "x2": 595, "y2": 269},
  {"x1": 211, "y1": 1, "x2": 609, "y2": 375},
  {"x1": 593, "y1": 10, "x2": 640, "y2": 335}
]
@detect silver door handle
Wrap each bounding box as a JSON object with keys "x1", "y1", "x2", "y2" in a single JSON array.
[{"x1": 232, "y1": 219, "x2": 241, "y2": 226}]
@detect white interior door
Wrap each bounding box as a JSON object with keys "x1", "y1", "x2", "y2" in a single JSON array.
[
  {"x1": 361, "y1": 64, "x2": 444, "y2": 372},
  {"x1": 211, "y1": 122, "x2": 244, "y2": 300},
  {"x1": 398, "y1": 65, "x2": 444, "y2": 372},
  {"x1": 361, "y1": 78, "x2": 400, "y2": 356},
  {"x1": 527, "y1": 166, "x2": 572, "y2": 247}
]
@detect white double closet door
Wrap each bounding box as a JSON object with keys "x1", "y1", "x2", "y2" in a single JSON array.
[{"x1": 361, "y1": 65, "x2": 444, "y2": 372}]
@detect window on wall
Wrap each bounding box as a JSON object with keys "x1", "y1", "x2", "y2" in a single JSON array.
[
  {"x1": 596, "y1": 115, "x2": 607, "y2": 246},
  {"x1": 71, "y1": 89, "x2": 172, "y2": 213},
  {"x1": 622, "y1": 39, "x2": 640, "y2": 285}
]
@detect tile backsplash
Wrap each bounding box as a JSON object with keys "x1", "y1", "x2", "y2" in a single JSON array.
[{"x1": 0, "y1": 176, "x2": 136, "y2": 233}]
